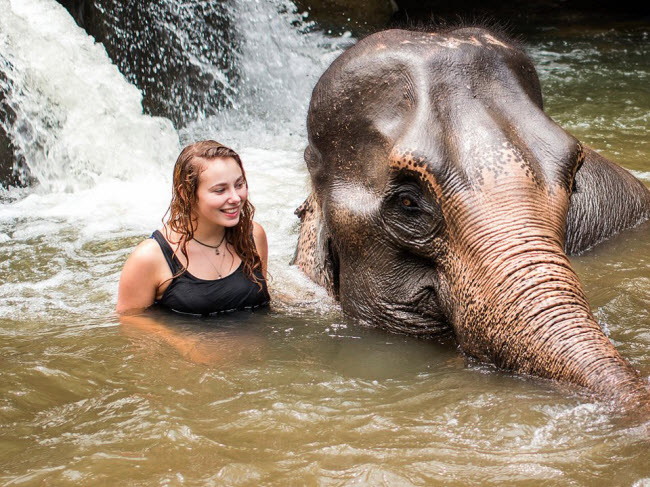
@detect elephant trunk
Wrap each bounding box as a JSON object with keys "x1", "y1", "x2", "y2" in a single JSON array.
[{"x1": 448, "y1": 236, "x2": 649, "y2": 408}]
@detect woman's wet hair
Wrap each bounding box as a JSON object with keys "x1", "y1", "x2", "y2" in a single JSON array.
[{"x1": 163, "y1": 140, "x2": 264, "y2": 287}]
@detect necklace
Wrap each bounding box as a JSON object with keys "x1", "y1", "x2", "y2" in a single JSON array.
[
  {"x1": 197, "y1": 245, "x2": 223, "y2": 278},
  {"x1": 193, "y1": 233, "x2": 226, "y2": 255},
  {"x1": 195, "y1": 240, "x2": 236, "y2": 279}
]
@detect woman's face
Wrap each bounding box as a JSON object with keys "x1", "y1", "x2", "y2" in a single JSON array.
[{"x1": 193, "y1": 156, "x2": 248, "y2": 229}]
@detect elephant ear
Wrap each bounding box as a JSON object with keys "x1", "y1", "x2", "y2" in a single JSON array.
[
  {"x1": 565, "y1": 146, "x2": 650, "y2": 254},
  {"x1": 291, "y1": 192, "x2": 340, "y2": 298}
]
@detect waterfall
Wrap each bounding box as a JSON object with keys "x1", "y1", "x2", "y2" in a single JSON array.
[
  {"x1": 0, "y1": 0, "x2": 352, "y2": 192},
  {"x1": 0, "y1": 0, "x2": 180, "y2": 194}
]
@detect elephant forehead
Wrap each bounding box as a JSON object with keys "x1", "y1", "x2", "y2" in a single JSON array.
[
  {"x1": 358, "y1": 28, "x2": 512, "y2": 55},
  {"x1": 311, "y1": 28, "x2": 528, "y2": 108},
  {"x1": 308, "y1": 28, "x2": 541, "y2": 164},
  {"x1": 337, "y1": 28, "x2": 525, "y2": 89}
]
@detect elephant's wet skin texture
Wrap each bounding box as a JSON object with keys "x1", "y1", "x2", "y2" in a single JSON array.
[{"x1": 292, "y1": 27, "x2": 650, "y2": 411}]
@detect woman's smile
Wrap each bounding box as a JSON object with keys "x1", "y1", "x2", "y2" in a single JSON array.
[{"x1": 221, "y1": 206, "x2": 240, "y2": 218}]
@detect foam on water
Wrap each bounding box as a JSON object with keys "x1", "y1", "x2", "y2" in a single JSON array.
[{"x1": 632, "y1": 170, "x2": 650, "y2": 181}]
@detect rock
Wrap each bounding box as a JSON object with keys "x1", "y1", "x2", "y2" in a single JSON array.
[{"x1": 0, "y1": 79, "x2": 29, "y2": 188}]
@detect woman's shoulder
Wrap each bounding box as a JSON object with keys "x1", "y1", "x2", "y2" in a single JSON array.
[
  {"x1": 252, "y1": 221, "x2": 267, "y2": 248},
  {"x1": 252, "y1": 221, "x2": 266, "y2": 239},
  {"x1": 251, "y1": 222, "x2": 268, "y2": 278},
  {"x1": 117, "y1": 232, "x2": 170, "y2": 313},
  {"x1": 126, "y1": 232, "x2": 168, "y2": 271}
]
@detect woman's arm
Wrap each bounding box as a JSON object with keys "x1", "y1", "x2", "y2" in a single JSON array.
[
  {"x1": 116, "y1": 240, "x2": 233, "y2": 365},
  {"x1": 119, "y1": 313, "x2": 218, "y2": 364},
  {"x1": 116, "y1": 239, "x2": 166, "y2": 313},
  {"x1": 119, "y1": 313, "x2": 265, "y2": 365},
  {"x1": 252, "y1": 221, "x2": 269, "y2": 279}
]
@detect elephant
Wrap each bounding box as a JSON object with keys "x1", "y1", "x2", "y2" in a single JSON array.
[{"x1": 292, "y1": 27, "x2": 650, "y2": 409}]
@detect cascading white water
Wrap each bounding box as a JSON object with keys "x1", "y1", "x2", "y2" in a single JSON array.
[
  {"x1": 0, "y1": 0, "x2": 183, "y2": 265},
  {"x1": 0, "y1": 0, "x2": 180, "y2": 193},
  {"x1": 183, "y1": 0, "x2": 353, "y2": 146}
]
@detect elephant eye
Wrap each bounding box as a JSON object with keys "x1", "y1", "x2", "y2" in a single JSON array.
[{"x1": 399, "y1": 193, "x2": 419, "y2": 211}]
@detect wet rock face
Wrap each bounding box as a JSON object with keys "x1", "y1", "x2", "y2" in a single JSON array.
[
  {"x1": 0, "y1": 131, "x2": 29, "y2": 189},
  {"x1": 0, "y1": 126, "x2": 20, "y2": 188},
  {"x1": 0, "y1": 77, "x2": 29, "y2": 189},
  {"x1": 57, "y1": 0, "x2": 240, "y2": 129}
]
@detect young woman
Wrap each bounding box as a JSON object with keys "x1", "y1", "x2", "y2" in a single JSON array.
[{"x1": 117, "y1": 140, "x2": 270, "y2": 315}]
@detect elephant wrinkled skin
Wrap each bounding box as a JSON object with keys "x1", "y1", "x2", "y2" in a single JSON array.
[{"x1": 293, "y1": 27, "x2": 650, "y2": 409}]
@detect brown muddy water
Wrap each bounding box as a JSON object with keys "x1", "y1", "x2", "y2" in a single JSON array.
[{"x1": 1, "y1": 12, "x2": 649, "y2": 487}]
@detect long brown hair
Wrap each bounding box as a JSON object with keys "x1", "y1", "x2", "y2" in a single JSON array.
[{"x1": 162, "y1": 140, "x2": 264, "y2": 286}]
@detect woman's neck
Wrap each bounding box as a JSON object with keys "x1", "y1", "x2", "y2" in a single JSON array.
[{"x1": 191, "y1": 225, "x2": 227, "y2": 246}]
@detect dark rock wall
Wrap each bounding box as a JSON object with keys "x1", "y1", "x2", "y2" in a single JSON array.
[
  {"x1": 0, "y1": 126, "x2": 23, "y2": 188},
  {"x1": 0, "y1": 69, "x2": 29, "y2": 188},
  {"x1": 294, "y1": 0, "x2": 650, "y2": 35},
  {"x1": 389, "y1": 0, "x2": 650, "y2": 31}
]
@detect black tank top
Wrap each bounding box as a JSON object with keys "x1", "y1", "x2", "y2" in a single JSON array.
[{"x1": 151, "y1": 230, "x2": 270, "y2": 316}]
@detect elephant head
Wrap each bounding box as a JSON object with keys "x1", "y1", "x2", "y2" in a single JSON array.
[{"x1": 293, "y1": 27, "x2": 650, "y2": 408}]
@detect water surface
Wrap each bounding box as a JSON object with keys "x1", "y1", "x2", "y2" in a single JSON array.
[{"x1": 1, "y1": 2, "x2": 649, "y2": 485}]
